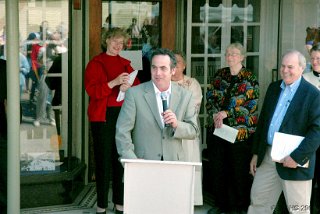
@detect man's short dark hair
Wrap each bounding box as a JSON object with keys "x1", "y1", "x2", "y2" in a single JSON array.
[{"x1": 151, "y1": 48, "x2": 177, "y2": 69}]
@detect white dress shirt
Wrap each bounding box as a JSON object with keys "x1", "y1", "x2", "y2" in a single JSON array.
[{"x1": 152, "y1": 82, "x2": 172, "y2": 127}]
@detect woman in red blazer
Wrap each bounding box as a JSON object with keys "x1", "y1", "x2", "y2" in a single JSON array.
[{"x1": 85, "y1": 27, "x2": 139, "y2": 214}]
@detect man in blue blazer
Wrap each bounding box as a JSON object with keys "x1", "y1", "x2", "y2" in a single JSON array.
[
  {"x1": 248, "y1": 50, "x2": 320, "y2": 214},
  {"x1": 116, "y1": 48, "x2": 198, "y2": 161}
]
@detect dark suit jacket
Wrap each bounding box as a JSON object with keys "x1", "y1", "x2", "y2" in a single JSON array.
[{"x1": 252, "y1": 77, "x2": 320, "y2": 180}]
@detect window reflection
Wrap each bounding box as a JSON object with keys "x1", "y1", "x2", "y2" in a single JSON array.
[
  {"x1": 247, "y1": 26, "x2": 260, "y2": 52},
  {"x1": 231, "y1": 26, "x2": 244, "y2": 44},
  {"x1": 191, "y1": 27, "x2": 205, "y2": 54},
  {"x1": 192, "y1": 1, "x2": 254, "y2": 24},
  {"x1": 191, "y1": 57, "x2": 205, "y2": 84},
  {"x1": 246, "y1": 56, "x2": 259, "y2": 78},
  {"x1": 102, "y1": 1, "x2": 160, "y2": 52},
  {"x1": 0, "y1": 25, "x2": 5, "y2": 59},
  {"x1": 248, "y1": 0, "x2": 260, "y2": 22},
  {"x1": 208, "y1": 27, "x2": 221, "y2": 54},
  {"x1": 208, "y1": 57, "x2": 221, "y2": 83},
  {"x1": 0, "y1": 0, "x2": 69, "y2": 174}
]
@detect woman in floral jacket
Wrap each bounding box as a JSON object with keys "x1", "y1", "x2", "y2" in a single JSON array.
[{"x1": 206, "y1": 43, "x2": 259, "y2": 214}]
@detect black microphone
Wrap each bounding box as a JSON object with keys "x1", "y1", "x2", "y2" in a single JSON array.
[{"x1": 160, "y1": 92, "x2": 170, "y2": 127}]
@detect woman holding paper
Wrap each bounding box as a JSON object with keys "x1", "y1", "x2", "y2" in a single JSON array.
[
  {"x1": 85, "y1": 27, "x2": 140, "y2": 214},
  {"x1": 206, "y1": 43, "x2": 259, "y2": 214}
]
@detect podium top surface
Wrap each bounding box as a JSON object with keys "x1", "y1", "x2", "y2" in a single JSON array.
[{"x1": 120, "y1": 158, "x2": 202, "y2": 166}]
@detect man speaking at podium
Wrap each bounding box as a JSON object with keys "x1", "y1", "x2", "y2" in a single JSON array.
[{"x1": 116, "y1": 48, "x2": 199, "y2": 162}]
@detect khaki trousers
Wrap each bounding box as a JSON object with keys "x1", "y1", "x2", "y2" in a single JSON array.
[{"x1": 248, "y1": 147, "x2": 312, "y2": 214}]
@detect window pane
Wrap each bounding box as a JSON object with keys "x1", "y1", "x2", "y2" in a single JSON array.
[
  {"x1": 208, "y1": 57, "x2": 221, "y2": 84},
  {"x1": 16, "y1": 0, "x2": 69, "y2": 174},
  {"x1": 248, "y1": 0, "x2": 260, "y2": 22},
  {"x1": 102, "y1": 1, "x2": 160, "y2": 51},
  {"x1": 0, "y1": 2, "x2": 4, "y2": 59},
  {"x1": 232, "y1": 0, "x2": 245, "y2": 23},
  {"x1": 208, "y1": 27, "x2": 221, "y2": 54},
  {"x1": 247, "y1": 26, "x2": 260, "y2": 52},
  {"x1": 208, "y1": 1, "x2": 223, "y2": 23},
  {"x1": 191, "y1": 26, "x2": 205, "y2": 54},
  {"x1": 191, "y1": 57, "x2": 205, "y2": 84},
  {"x1": 192, "y1": 0, "x2": 206, "y2": 23},
  {"x1": 231, "y1": 26, "x2": 244, "y2": 44},
  {"x1": 246, "y1": 56, "x2": 259, "y2": 78},
  {"x1": 232, "y1": 0, "x2": 245, "y2": 7}
]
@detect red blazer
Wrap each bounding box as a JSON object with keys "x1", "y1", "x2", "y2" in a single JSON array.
[{"x1": 85, "y1": 52, "x2": 140, "y2": 121}]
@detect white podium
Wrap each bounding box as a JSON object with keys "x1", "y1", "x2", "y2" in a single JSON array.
[{"x1": 121, "y1": 159, "x2": 201, "y2": 214}]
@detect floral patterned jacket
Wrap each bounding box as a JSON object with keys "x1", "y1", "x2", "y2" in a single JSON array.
[{"x1": 206, "y1": 66, "x2": 259, "y2": 142}]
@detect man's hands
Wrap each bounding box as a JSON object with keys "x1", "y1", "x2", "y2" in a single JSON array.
[
  {"x1": 280, "y1": 156, "x2": 298, "y2": 168},
  {"x1": 162, "y1": 109, "x2": 178, "y2": 128},
  {"x1": 250, "y1": 154, "x2": 298, "y2": 177}
]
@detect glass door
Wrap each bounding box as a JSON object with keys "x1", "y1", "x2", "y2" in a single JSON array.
[
  {"x1": 0, "y1": 0, "x2": 70, "y2": 175},
  {"x1": 20, "y1": 0, "x2": 69, "y2": 174},
  {"x1": 186, "y1": 0, "x2": 262, "y2": 148},
  {"x1": 102, "y1": 1, "x2": 161, "y2": 52}
]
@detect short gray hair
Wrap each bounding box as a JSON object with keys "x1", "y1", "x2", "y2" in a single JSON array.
[
  {"x1": 226, "y1": 42, "x2": 246, "y2": 56},
  {"x1": 282, "y1": 50, "x2": 306, "y2": 70}
]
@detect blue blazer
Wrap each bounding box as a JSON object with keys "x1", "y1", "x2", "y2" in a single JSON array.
[{"x1": 253, "y1": 77, "x2": 320, "y2": 180}]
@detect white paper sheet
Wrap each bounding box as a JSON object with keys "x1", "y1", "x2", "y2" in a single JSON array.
[
  {"x1": 213, "y1": 124, "x2": 239, "y2": 143},
  {"x1": 116, "y1": 70, "x2": 138, "y2": 102},
  {"x1": 271, "y1": 132, "x2": 308, "y2": 168}
]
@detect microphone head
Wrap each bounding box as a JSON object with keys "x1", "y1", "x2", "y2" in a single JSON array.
[{"x1": 160, "y1": 92, "x2": 168, "y2": 100}]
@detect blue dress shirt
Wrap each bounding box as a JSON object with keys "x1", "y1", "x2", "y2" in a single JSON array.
[{"x1": 267, "y1": 77, "x2": 302, "y2": 145}]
